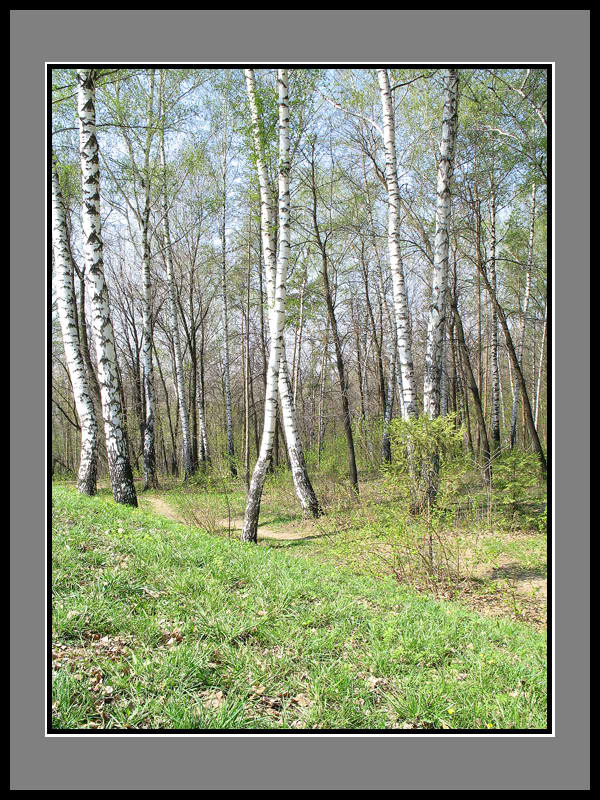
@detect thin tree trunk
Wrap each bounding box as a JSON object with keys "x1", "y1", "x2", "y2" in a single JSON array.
[
  {"x1": 141, "y1": 69, "x2": 158, "y2": 489},
  {"x1": 451, "y1": 297, "x2": 491, "y2": 484},
  {"x1": 243, "y1": 70, "x2": 293, "y2": 541},
  {"x1": 488, "y1": 170, "x2": 501, "y2": 450},
  {"x1": 197, "y1": 320, "x2": 210, "y2": 464},
  {"x1": 244, "y1": 220, "x2": 251, "y2": 489},
  {"x1": 424, "y1": 68, "x2": 459, "y2": 419},
  {"x1": 377, "y1": 68, "x2": 418, "y2": 418},
  {"x1": 511, "y1": 183, "x2": 536, "y2": 449},
  {"x1": 534, "y1": 303, "x2": 547, "y2": 431},
  {"x1": 52, "y1": 162, "x2": 99, "y2": 496},
  {"x1": 76, "y1": 69, "x2": 136, "y2": 506},
  {"x1": 158, "y1": 71, "x2": 193, "y2": 480},
  {"x1": 476, "y1": 257, "x2": 547, "y2": 474},
  {"x1": 309, "y1": 145, "x2": 359, "y2": 494},
  {"x1": 293, "y1": 264, "x2": 307, "y2": 408},
  {"x1": 317, "y1": 319, "x2": 329, "y2": 465},
  {"x1": 220, "y1": 137, "x2": 237, "y2": 476},
  {"x1": 244, "y1": 68, "x2": 320, "y2": 517}
]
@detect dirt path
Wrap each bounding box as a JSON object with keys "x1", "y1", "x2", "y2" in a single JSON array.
[
  {"x1": 144, "y1": 495, "x2": 183, "y2": 524},
  {"x1": 144, "y1": 495, "x2": 316, "y2": 541}
]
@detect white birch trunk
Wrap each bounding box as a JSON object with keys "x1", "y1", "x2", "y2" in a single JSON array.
[
  {"x1": 244, "y1": 68, "x2": 320, "y2": 518},
  {"x1": 52, "y1": 163, "x2": 99, "y2": 496},
  {"x1": 424, "y1": 68, "x2": 459, "y2": 418},
  {"x1": 377, "y1": 68, "x2": 418, "y2": 418},
  {"x1": 440, "y1": 319, "x2": 448, "y2": 417},
  {"x1": 77, "y1": 69, "x2": 137, "y2": 506},
  {"x1": 141, "y1": 70, "x2": 157, "y2": 489},
  {"x1": 243, "y1": 69, "x2": 292, "y2": 541},
  {"x1": 220, "y1": 160, "x2": 236, "y2": 475},
  {"x1": 488, "y1": 174, "x2": 501, "y2": 448},
  {"x1": 511, "y1": 183, "x2": 536, "y2": 448},
  {"x1": 158, "y1": 72, "x2": 194, "y2": 479},
  {"x1": 197, "y1": 374, "x2": 210, "y2": 465}
]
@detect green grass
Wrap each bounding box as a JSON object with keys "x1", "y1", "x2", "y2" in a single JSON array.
[
  {"x1": 152, "y1": 469, "x2": 547, "y2": 627},
  {"x1": 52, "y1": 485, "x2": 547, "y2": 731}
]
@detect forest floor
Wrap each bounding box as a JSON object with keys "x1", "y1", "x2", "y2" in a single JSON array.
[
  {"x1": 137, "y1": 473, "x2": 547, "y2": 630},
  {"x1": 51, "y1": 483, "x2": 547, "y2": 730}
]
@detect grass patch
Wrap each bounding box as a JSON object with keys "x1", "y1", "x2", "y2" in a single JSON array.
[{"x1": 52, "y1": 485, "x2": 547, "y2": 731}]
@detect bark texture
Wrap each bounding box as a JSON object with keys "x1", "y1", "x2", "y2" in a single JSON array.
[
  {"x1": 244, "y1": 68, "x2": 320, "y2": 518},
  {"x1": 243, "y1": 69, "x2": 292, "y2": 541},
  {"x1": 159, "y1": 71, "x2": 194, "y2": 479},
  {"x1": 77, "y1": 69, "x2": 137, "y2": 506},
  {"x1": 378, "y1": 68, "x2": 418, "y2": 418},
  {"x1": 424, "y1": 68, "x2": 459, "y2": 419},
  {"x1": 52, "y1": 163, "x2": 99, "y2": 496}
]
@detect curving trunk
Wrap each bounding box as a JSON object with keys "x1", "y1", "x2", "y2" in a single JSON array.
[
  {"x1": 476, "y1": 257, "x2": 547, "y2": 475},
  {"x1": 77, "y1": 70, "x2": 137, "y2": 506},
  {"x1": 377, "y1": 68, "x2": 418, "y2": 418},
  {"x1": 424, "y1": 68, "x2": 459, "y2": 419},
  {"x1": 52, "y1": 162, "x2": 99, "y2": 496},
  {"x1": 243, "y1": 70, "x2": 292, "y2": 541},
  {"x1": 244, "y1": 68, "x2": 320, "y2": 518}
]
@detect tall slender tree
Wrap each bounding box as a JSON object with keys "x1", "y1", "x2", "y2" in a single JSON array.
[
  {"x1": 77, "y1": 68, "x2": 137, "y2": 506},
  {"x1": 243, "y1": 69, "x2": 292, "y2": 541},
  {"x1": 511, "y1": 182, "x2": 536, "y2": 449},
  {"x1": 377, "y1": 68, "x2": 418, "y2": 418},
  {"x1": 52, "y1": 161, "x2": 99, "y2": 496},
  {"x1": 158, "y1": 70, "x2": 194, "y2": 480},
  {"x1": 424, "y1": 68, "x2": 459, "y2": 419},
  {"x1": 244, "y1": 68, "x2": 320, "y2": 517},
  {"x1": 219, "y1": 86, "x2": 237, "y2": 476},
  {"x1": 141, "y1": 70, "x2": 158, "y2": 488}
]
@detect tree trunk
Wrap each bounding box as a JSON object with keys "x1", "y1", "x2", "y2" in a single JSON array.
[
  {"x1": 243, "y1": 70, "x2": 292, "y2": 541},
  {"x1": 511, "y1": 183, "x2": 536, "y2": 449},
  {"x1": 76, "y1": 69, "x2": 137, "y2": 506},
  {"x1": 141, "y1": 69, "x2": 158, "y2": 489},
  {"x1": 220, "y1": 139, "x2": 237, "y2": 476},
  {"x1": 159, "y1": 71, "x2": 194, "y2": 480},
  {"x1": 451, "y1": 296, "x2": 491, "y2": 485},
  {"x1": 309, "y1": 143, "x2": 359, "y2": 494},
  {"x1": 378, "y1": 68, "x2": 418, "y2": 418},
  {"x1": 52, "y1": 162, "x2": 99, "y2": 496},
  {"x1": 476, "y1": 258, "x2": 547, "y2": 474},
  {"x1": 534, "y1": 303, "x2": 547, "y2": 432},
  {"x1": 244, "y1": 68, "x2": 320, "y2": 518},
  {"x1": 424, "y1": 68, "x2": 459, "y2": 419},
  {"x1": 488, "y1": 171, "x2": 501, "y2": 450}
]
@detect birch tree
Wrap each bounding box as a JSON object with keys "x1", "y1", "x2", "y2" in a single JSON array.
[
  {"x1": 219, "y1": 129, "x2": 237, "y2": 476},
  {"x1": 242, "y1": 69, "x2": 292, "y2": 541},
  {"x1": 52, "y1": 162, "x2": 99, "y2": 496},
  {"x1": 488, "y1": 169, "x2": 501, "y2": 449},
  {"x1": 158, "y1": 70, "x2": 194, "y2": 480},
  {"x1": 377, "y1": 68, "x2": 418, "y2": 418},
  {"x1": 77, "y1": 68, "x2": 137, "y2": 506},
  {"x1": 510, "y1": 183, "x2": 536, "y2": 449},
  {"x1": 244, "y1": 68, "x2": 320, "y2": 518},
  {"x1": 424, "y1": 68, "x2": 459, "y2": 419}
]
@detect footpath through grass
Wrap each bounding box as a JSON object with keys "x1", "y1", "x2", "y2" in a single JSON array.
[{"x1": 52, "y1": 485, "x2": 547, "y2": 730}]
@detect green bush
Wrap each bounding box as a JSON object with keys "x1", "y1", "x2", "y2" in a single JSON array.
[
  {"x1": 383, "y1": 413, "x2": 465, "y2": 512},
  {"x1": 491, "y1": 449, "x2": 545, "y2": 529}
]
